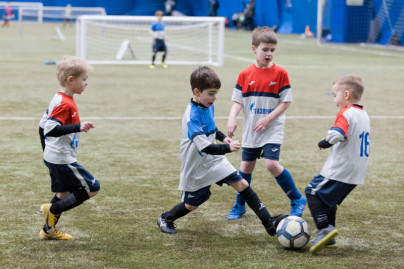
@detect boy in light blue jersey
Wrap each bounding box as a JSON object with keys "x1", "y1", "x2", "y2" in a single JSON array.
[
  {"x1": 150, "y1": 10, "x2": 168, "y2": 69},
  {"x1": 157, "y1": 66, "x2": 287, "y2": 236}
]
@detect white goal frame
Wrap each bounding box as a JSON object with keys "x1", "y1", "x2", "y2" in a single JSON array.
[
  {"x1": 76, "y1": 15, "x2": 225, "y2": 66},
  {"x1": 18, "y1": 6, "x2": 106, "y2": 36}
]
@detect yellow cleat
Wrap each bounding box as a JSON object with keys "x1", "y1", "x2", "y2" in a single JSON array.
[
  {"x1": 161, "y1": 63, "x2": 168, "y2": 68},
  {"x1": 310, "y1": 226, "x2": 339, "y2": 254},
  {"x1": 39, "y1": 228, "x2": 72, "y2": 240},
  {"x1": 149, "y1": 64, "x2": 155, "y2": 69},
  {"x1": 40, "y1": 203, "x2": 58, "y2": 228}
]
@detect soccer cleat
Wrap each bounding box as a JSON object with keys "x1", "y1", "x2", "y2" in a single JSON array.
[
  {"x1": 157, "y1": 215, "x2": 176, "y2": 234},
  {"x1": 39, "y1": 228, "x2": 72, "y2": 240},
  {"x1": 326, "y1": 238, "x2": 337, "y2": 248},
  {"x1": 40, "y1": 203, "x2": 58, "y2": 228},
  {"x1": 310, "y1": 224, "x2": 338, "y2": 254},
  {"x1": 161, "y1": 62, "x2": 168, "y2": 68},
  {"x1": 149, "y1": 64, "x2": 155, "y2": 69},
  {"x1": 311, "y1": 236, "x2": 337, "y2": 247},
  {"x1": 226, "y1": 203, "x2": 246, "y2": 220},
  {"x1": 265, "y1": 214, "x2": 288, "y2": 236},
  {"x1": 290, "y1": 195, "x2": 307, "y2": 217}
]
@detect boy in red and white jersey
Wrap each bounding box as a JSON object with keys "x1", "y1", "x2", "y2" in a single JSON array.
[
  {"x1": 38, "y1": 56, "x2": 100, "y2": 240},
  {"x1": 307, "y1": 75, "x2": 370, "y2": 254},
  {"x1": 226, "y1": 26, "x2": 305, "y2": 220}
]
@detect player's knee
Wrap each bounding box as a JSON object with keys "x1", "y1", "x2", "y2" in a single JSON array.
[
  {"x1": 265, "y1": 160, "x2": 282, "y2": 174},
  {"x1": 88, "y1": 190, "x2": 99, "y2": 198},
  {"x1": 230, "y1": 179, "x2": 248, "y2": 192},
  {"x1": 185, "y1": 203, "x2": 198, "y2": 211},
  {"x1": 56, "y1": 192, "x2": 70, "y2": 199}
]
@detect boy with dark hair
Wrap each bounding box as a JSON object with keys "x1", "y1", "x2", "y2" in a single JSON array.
[
  {"x1": 226, "y1": 26, "x2": 306, "y2": 220},
  {"x1": 157, "y1": 66, "x2": 287, "y2": 236},
  {"x1": 307, "y1": 75, "x2": 370, "y2": 254},
  {"x1": 39, "y1": 56, "x2": 100, "y2": 240}
]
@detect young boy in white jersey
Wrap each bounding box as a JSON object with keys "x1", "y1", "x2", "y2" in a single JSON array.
[
  {"x1": 149, "y1": 10, "x2": 168, "y2": 69},
  {"x1": 157, "y1": 66, "x2": 287, "y2": 236},
  {"x1": 307, "y1": 75, "x2": 370, "y2": 254},
  {"x1": 226, "y1": 26, "x2": 306, "y2": 220},
  {"x1": 38, "y1": 56, "x2": 100, "y2": 240}
]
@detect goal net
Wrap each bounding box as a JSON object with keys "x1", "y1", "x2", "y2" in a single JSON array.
[
  {"x1": 76, "y1": 15, "x2": 225, "y2": 66},
  {"x1": 317, "y1": 0, "x2": 404, "y2": 47},
  {"x1": 18, "y1": 6, "x2": 107, "y2": 36}
]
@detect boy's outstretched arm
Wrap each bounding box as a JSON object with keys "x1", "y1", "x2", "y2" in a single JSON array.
[
  {"x1": 253, "y1": 102, "x2": 290, "y2": 133},
  {"x1": 201, "y1": 140, "x2": 241, "y2": 155},
  {"x1": 318, "y1": 129, "x2": 345, "y2": 149},
  {"x1": 227, "y1": 102, "x2": 243, "y2": 138},
  {"x1": 45, "y1": 121, "x2": 94, "y2": 137}
]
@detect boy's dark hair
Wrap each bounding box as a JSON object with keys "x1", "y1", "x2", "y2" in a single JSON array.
[
  {"x1": 252, "y1": 26, "x2": 277, "y2": 47},
  {"x1": 190, "y1": 66, "x2": 221, "y2": 92}
]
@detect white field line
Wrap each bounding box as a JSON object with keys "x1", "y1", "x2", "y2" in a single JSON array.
[{"x1": 1, "y1": 115, "x2": 403, "y2": 121}]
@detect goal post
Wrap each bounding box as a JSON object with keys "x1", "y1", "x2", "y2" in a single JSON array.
[{"x1": 76, "y1": 15, "x2": 225, "y2": 66}]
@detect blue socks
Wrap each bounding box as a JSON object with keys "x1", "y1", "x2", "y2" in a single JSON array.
[
  {"x1": 275, "y1": 169, "x2": 301, "y2": 200},
  {"x1": 236, "y1": 171, "x2": 252, "y2": 206}
]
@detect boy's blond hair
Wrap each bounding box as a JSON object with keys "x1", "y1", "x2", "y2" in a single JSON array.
[
  {"x1": 334, "y1": 75, "x2": 364, "y2": 101},
  {"x1": 252, "y1": 26, "x2": 277, "y2": 47},
  {"x1": 57, "y1": 56, "x2": 93, "y2": 87}
]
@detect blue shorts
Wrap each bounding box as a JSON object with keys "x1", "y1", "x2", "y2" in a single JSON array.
[
  {"x1": 182, "y1": 171, "x2": 242, "y2": 206},
  {"x1": 305, "y1": 174, "x2": 356, "y2": 208},
  {"x1": 242, "y1": 144, "x2": 281, "y2": 162},
  {"x1": 152, "y1": 39, "x2": 167, "y2": 53},
  {"x1": 44, "y1": 160, "x2": 100, "y2": 193}
]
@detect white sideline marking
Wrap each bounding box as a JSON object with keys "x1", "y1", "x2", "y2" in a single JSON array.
[{"x1": 1, "y1": 116, "x2": 403, "y2": 121}]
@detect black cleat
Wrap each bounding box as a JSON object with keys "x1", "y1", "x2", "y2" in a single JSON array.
[
  {"x1": 157, "y1": 215, "x2": 176, "y2": 234},
  {"x1": 265, "y1": 214, "x2": 288, "y2": 236}
]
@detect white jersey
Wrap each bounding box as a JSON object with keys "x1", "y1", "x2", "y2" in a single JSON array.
[
  {"x1": 321, "y1": 105, "x2": 370, "y2": 185},
  {"x1": 232, "y1": 64, "x2": 292, "y2": 148},
  {"x1": 42, "y1": 92, "x2": 81, "y2": 164},
  {"x1": 179, "y1": 101, "x2": 236, "y2": 192}
]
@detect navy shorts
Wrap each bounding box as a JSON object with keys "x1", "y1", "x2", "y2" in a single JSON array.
[
  {"x1": 305, "y1": 174, "x2": 356, "y2": 208},
  {"x1": 242, "y1": 143, "x2": 281, "y2": 162},
  {"x1": 152, "y1": 39, "x2": 167, "y2": 53},
  {"x1": 44, "y1": 160, "x2": 100, "y2": 193},
  {"x1": 182, "y1": 171, "x2": 242, "y2": 206}
]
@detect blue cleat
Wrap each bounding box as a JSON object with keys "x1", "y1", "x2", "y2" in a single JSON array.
[
  {"x1": 290, "y1": 195, "x2": 307, "y2": 217},
  {"x1": 226, "y1": 203, "x2": 246, "y2": 220}
]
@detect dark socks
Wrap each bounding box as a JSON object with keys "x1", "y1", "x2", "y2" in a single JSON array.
[
  {"x1": 50, "y1": 189, "x2": 90, "y2": 215},
  {"x1": 236, "y1": 171, "x2": 252, "y2": 206},
  {"x1": 162, "y1": 53, "x2": 166, "y2": 63},
  {"x1": 152, "y1": 54, "x2": 156, "y2": 65},
  {"x1": 44, "y1": 195, "x2": 62, "y2": 231},
  {"x1": 240, "y1": 186, "x2": 272, "y2": 226},
  {"x1": 307, "y1": 194, "x2": 331, "y2": 230},
  {"x1": 163, "y1": 202, "x2": 190, "y2": 222}
]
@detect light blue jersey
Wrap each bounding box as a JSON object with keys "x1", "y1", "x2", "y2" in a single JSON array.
[{"x1": 179, "y1": 100, "x2": 236, "y2": 192}]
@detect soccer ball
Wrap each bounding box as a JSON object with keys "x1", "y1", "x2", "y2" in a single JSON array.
[{"x1": 276, "y1": 216, "x2": 311, "y2": 250}]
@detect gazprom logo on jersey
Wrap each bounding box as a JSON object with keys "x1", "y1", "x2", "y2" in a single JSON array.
[{"x1": 250, "y1": 103, "x2": 273, "y2": 115}]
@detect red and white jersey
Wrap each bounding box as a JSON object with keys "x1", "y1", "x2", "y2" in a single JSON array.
[
  {"x1": 232, "y1": 64, "x2": 292, "y2": 147},
  {"x1": 321, "y1": 105, "x2": 370, "y2": 185},
  {"x1": 43, "y1": 92, "x2": 81, "y2": 164}
]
